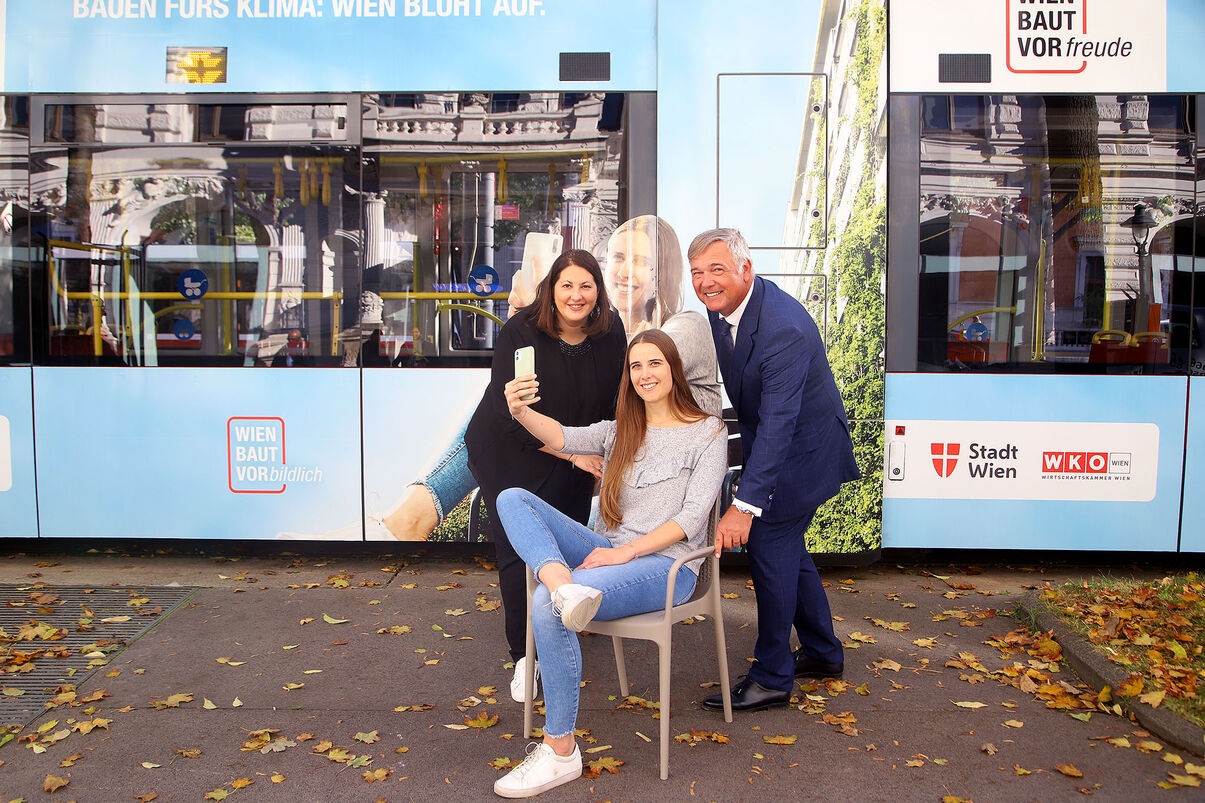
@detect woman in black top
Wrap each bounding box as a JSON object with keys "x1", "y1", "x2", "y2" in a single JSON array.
[{"x1": 465, "y1": 249, "x2": 626, "y2": 695}]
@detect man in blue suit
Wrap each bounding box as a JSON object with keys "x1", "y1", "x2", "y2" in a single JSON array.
[{"x1": 690, "y1": 228, "x2": 860, "y2": 712}]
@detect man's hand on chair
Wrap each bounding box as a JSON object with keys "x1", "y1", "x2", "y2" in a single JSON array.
[{"x1": 715, "y1": 506, "x2": 753, "y2": 556}]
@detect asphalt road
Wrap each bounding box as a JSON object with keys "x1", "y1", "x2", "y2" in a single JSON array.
[{"x1": 0, "y1": 548, "x2": 1201, "y2": 802}]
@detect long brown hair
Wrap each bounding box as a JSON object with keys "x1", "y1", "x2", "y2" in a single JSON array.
[
  {"x1": 528, "y1": 249, "x2": 615, "y2": 339},
  {"x1": 599, "y1": 329, "x2": 717, "y2": 530}
]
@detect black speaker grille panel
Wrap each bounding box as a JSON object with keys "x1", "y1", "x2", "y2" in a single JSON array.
[
  {"x1": 559, "y1": 52, "x2": 611, "y2": 82},
  {"x1": 938, "y1": 53, "x2": 991, "y2": 84}
]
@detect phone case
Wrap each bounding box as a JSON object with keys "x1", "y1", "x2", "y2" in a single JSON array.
[{"x1": 514, "y1": 346, "x2": 535, "y2": 401}]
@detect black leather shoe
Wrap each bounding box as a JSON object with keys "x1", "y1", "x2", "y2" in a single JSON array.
[
  {"x1": 793, "y1": 649, "x2": 843, "y2": 679},
  {"x1": 702, "y1": 676, "x2": 789, "y2": 712}
]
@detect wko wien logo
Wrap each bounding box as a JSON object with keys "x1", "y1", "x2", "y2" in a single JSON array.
[
  {"x1": 1041, "y1": 450, "x2": 1131, "y2": 476},
  {"x1": 930, "y1": 443, "x2": 960, "y2": 478}
]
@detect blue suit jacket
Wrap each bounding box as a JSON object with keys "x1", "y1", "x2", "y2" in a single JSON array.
[{"x1": 712, "y1": 276, "x2": 860, "y2": 522}]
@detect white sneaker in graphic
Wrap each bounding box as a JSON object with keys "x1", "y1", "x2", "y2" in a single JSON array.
[{"x1": 363, "y1": 516, "x2": 397, "y2": 541}]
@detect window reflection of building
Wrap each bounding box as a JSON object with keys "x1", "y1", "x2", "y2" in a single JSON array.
[
  {"x1": 916, "y1": 94, "x2": 1193, "y2": 371},
  {"x1": 0, "y1": 97, "x2": 29, "y2": 362},
  {"x1": 23, "y1": 93, "x2": 626, "y2": 366},
  {"x1": 362, "y1": 92, "x2": 620, "y2": 360}
]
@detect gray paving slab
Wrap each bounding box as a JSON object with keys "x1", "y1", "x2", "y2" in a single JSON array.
[{"x1": 1, "y1": 550, "x2": 1203, "y2": 801}]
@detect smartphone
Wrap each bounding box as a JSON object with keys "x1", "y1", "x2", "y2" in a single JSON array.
[
  {"x1": 512, "y1": 232, "x2": 563, "y2": 306},
  {"x1": 514, "y1": 346, "x2": 536, "y2": 401}
]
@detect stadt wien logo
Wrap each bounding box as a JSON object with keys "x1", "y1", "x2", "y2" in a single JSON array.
[{"x1": 930, "y1": 442, "x2": 960, "y2": 478}]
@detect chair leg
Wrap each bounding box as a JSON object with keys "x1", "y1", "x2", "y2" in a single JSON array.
[
  {"x1": 523, "y1": 570, "x2": 537, "y2": 739},
  {"x1": 712, "y1": 604, "x2": 733, "y2": 723},
  {"x1": 657, "y1": 639, "x2": 671, "y2": 780},
  {"x1": 611, "y1": 636, "x2": 629, "y2": 697}
]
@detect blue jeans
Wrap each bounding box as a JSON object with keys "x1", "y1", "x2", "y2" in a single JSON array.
[
  {"x1": 496, "y1": 487, "x2": 697, "y2": 738},
  {"x1": 418, "y1": 419, "x2": 476, "y2": 520}
]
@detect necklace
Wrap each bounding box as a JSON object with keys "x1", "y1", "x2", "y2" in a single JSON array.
[{"x1": 558, "y1": 338, "x2": 592, "y2": 357}]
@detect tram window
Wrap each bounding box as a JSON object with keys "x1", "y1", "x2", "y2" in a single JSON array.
[
  {"x1": 949, "y1": 97, "x2": 987, "y2": 136},
  {"x1": 32, "y1": 144, "x2": 362, "y2": 367},
  {"x1": 23, "y1": 92, "x2": 636, "y2": 367},
  {"x1": 0, "y1": 96, "x2": 30, "y2": 365},
  {"x1": 361, "y1": 91, "x2": 628, "y2": 366},
  {"x1": 4, "y1": 97, "x2": 28, "y2": 133},
  {"x1": 908, "y1": 93, "x2": 1195, "y2": 374}
]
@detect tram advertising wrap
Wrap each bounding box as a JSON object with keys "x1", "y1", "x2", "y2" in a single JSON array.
[
  {"x1": 1181, "y1": 376, "x2": 1205, "y2": 552},
  {"x1": 0, "y1": 368, "x2": 37, "y2": 537},
  {"x1": 0, "y1": 0, "x2": 892, "y2": 557},
  {"x1": 33, "y1": 369, "x2": 362, "y2": 539},
  {"x1": 3, "y1": 0, "x2": 658, "y2": 93},
  {"x1": 883, "y1": 0, "x2": 1205, "y2": 553},
  {"x1": 882, "y1": 375, "x2": 1187, "y2": 552},
  {"x1": 6, "y1": 0, "x2": 1205, "y2": 554}
]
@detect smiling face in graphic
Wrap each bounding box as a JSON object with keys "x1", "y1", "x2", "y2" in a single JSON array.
[{"x1": 605, "y1": 228, "x2": 656, "y2": 328}]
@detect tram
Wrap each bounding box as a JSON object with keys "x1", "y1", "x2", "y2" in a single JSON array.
[{"x1": 0, "y1": 0, "x2": 1201, "y2": 556}]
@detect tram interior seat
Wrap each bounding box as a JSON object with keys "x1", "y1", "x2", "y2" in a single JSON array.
[
  {"x1": 946, "y1": 338, "x2": 1008, "y2": 364},
  {"x1": 50, "y1": 330, "x2": 122, "y2": 358},
  {"x1": 1088, "y1": 329, "x2": 1170, "y2": 365}
]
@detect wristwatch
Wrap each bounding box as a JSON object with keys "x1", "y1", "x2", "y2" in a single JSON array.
[{"x1": 732, "y1": 500, "x2": 756, "y2": 516}]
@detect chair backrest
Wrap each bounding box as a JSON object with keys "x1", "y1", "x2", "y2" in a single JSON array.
[{"x1": 683, "y1": 497, "x2": 723, "y2": 605}]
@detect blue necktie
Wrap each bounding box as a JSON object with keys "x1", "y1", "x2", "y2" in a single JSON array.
[{"x1": 716, "y1": 319, "x2": 734, "y2": 377}]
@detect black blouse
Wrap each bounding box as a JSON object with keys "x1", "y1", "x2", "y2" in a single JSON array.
[{"x1": 465, "y1": 307, "x2": 626, "y2": 500}]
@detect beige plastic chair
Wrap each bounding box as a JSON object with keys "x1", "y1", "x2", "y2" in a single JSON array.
[{"x1": 520, "y1": 524, "x2": 733, "y2": 780}]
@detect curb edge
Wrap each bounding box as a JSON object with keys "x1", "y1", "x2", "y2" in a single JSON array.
[{"x1": 1016, "y1": 591, "x2": 1205, "y2": 759}]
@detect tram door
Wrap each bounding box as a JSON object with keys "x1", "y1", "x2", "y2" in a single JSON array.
[{"x1": 1178, "y1": 103, "x2": 1205, "y2": 551}]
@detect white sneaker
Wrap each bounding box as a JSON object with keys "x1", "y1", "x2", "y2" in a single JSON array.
[
  {"x1": 511, "y1": 656, "x2": 540, "y2": 703},
  {"x1": 493, "y1": 742, "x2": 581, "y2": 798},
  {"x1": 551, "y1": 583, "x2": 603, "y2": 632}
]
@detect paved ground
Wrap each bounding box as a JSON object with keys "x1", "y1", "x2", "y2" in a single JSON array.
[{"x1": 0, "y1": 547, "x2": 1202, "y2": 802}]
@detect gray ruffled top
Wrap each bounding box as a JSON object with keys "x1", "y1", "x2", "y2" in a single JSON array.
[{"x1": 559, "y1": 416, "x2": 727, "y2": 574}]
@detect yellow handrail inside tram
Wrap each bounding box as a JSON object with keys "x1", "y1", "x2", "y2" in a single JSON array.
[
  {"x1": 435, "y1": 302, "x2": 506, "y2": 327},
  {"x1": 45, "y1": 238, "x2": 507, "y2": 357}
]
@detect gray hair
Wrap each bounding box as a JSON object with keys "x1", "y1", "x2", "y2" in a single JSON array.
[{"x1": 687, "y1": 228, "x2": 753, "y2": 272}]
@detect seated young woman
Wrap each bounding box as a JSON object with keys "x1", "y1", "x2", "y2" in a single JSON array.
[{"x1": 491, "y1": 329, "x2": 727, "y2": 799}]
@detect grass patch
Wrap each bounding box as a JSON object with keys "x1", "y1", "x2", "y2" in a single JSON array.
[{"x1": 1036, "y1": 573, "x2": 1205, "y2": 729}]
